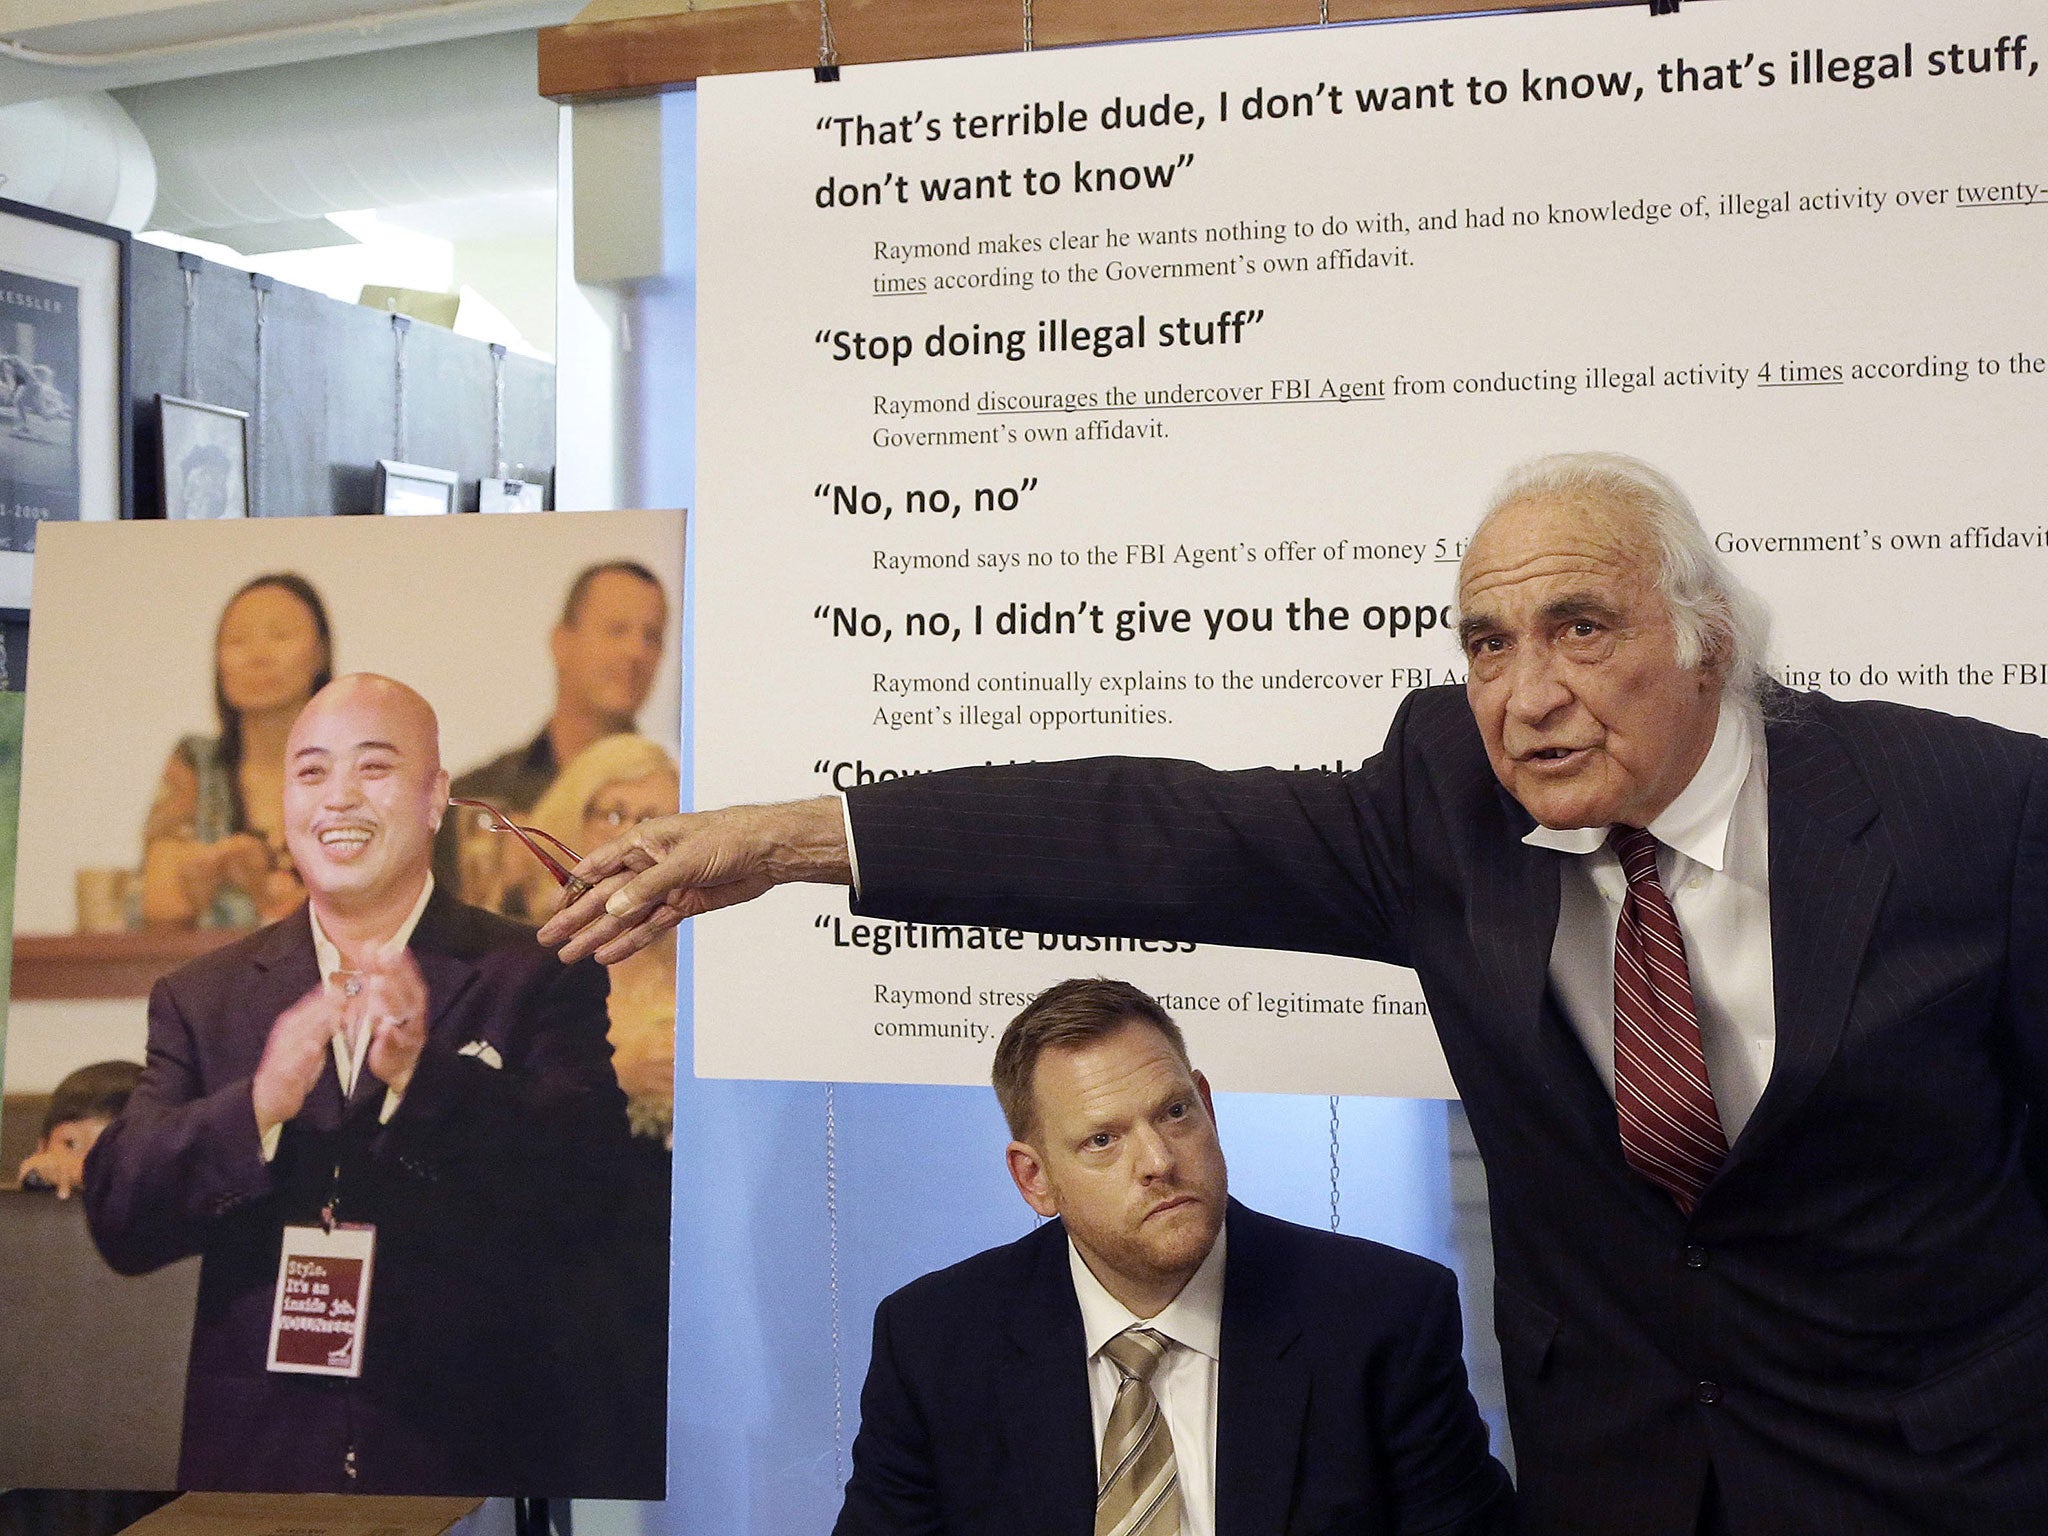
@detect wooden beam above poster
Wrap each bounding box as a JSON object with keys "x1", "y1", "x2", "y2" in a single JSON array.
[{"x1": 539, "y1": 0, "x2": 1610, "y2": 102}]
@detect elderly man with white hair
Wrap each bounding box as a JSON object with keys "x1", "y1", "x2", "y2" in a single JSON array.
[{"x1": 545, "y1": 454, "x2": 2048, "y2": 1535}]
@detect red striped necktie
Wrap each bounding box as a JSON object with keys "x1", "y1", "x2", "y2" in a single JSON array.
[{"x1": 1611, "y1": 824, "x2": 1726, "y2": 1213}]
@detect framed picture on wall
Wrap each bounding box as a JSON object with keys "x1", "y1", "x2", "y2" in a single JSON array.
[
  {"x1": 157, "y1": 396, "x2": 249, "y2": 519},
  {"x1": 0, "y1": 196, "x2": 131, "y2": 611},
  {"x1": 478, "y1": 476, "x2": 544, "y2": 514},
  {"x1": 374, "y1": 459, "x2": 458, "y2": 516}
]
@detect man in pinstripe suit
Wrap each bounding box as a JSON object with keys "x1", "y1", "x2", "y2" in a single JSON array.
[{"x1": 545, "y1": 453, "x2": 2048, "y2": 1534}]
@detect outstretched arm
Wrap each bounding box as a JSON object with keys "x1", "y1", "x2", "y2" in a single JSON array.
[{"x1": 537, "y1": 796, "x2": 850, "y2": 964}]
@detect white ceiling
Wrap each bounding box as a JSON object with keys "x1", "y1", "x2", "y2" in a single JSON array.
[{"x1": 0, "y1": 0, "x2": 582, "y2": 107}]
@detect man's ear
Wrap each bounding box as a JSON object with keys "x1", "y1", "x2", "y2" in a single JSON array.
[
  {"x1": 428, "y1": 769, "x2": 452, "y2": 833},
  {"x1": 1007, "y1": 1140, "x2": 1059, "y2": 1218},
  {"x1": 1194, "y1": 1068, "x2": 1216, "y2": 1124},
  {"x1": 549, "y1": 623, "x2": 573, "y2": 677}
]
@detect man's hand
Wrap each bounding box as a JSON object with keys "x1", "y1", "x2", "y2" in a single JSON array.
[
  {"x1": 536, "y1": 797, "x2": 851, "y2": 965},
  {"x1": 360, "y1": 948, "x2": 429, "y2": 1096},
  {"x1": 253, "y1": 984, "x2": 343, "y2": 1137}
]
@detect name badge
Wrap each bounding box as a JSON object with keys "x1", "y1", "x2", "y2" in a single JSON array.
[{"x1": 267, "y1": 1223, "x2": 377, "y2": 1377}]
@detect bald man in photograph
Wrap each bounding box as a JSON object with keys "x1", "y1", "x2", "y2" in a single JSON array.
[
  {"x1": 86, "y1": 675, "x2": 636, "y2": 1496},
  {"x1": 546, "y1": 454, "x2": 2048, "y2": 1534}
]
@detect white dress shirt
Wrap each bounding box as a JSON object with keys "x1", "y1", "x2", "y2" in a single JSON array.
[
  {"x1": 259, "y1": 876, "x2": 435, "y2": 1161},
  {"x1": 1522, "y1": 698, "x2": 1778, "y2": 1141},
  {"x1": 1070, "y1": 1229, "x2": 1226, "y2": 1536}
]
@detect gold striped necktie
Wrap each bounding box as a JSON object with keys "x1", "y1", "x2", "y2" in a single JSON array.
[{"x1": 1096, "y1": 1325, "x2": 1182, "y2": 1536}]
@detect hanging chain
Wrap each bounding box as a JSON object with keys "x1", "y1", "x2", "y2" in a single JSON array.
[
  {"x1": 180, "y1": 264, "x2": 199, "y2": 398},
  {"x1": 1319, "y1": 0, "x2": 1329, "y2": 26},
  {"x1": 490, "y1": 343, "x2": 507, "y2": 479},
  {"x1": 1022, "y1": 0, "x2": 1033, "y2": 52},
  {"x1": 391, "y1": 314, "x2": 410, "y2": 461},
  {"x1": 827, "y1": 1083, "x2": 845, "y2": 1489},
  {"x1": 1328, "y1": 1094, "x2": 1341, "y2": 1231},
  {"x1": 817, "y1": 0, "x2": 838, "y2": 67},
  {"x1": 250, "y1": 277, "x2": 270, "y2": 517}
]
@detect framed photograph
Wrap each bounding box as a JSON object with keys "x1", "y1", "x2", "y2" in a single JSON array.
[
  {"x1": 478, "y1": 476, "x2": 545, "y2": 514},
  {"x1": 374, "y1": 459, "x2": 458, "y2": 516},
  {"x1": 157, "y1": 396, "x2": 248, "y2": 519},
  {"x1": 0, "y1": 196, "x2": 131, "y2": 612}
]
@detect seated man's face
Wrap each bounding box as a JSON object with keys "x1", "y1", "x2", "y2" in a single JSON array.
[
  {"x1": 1013, "y1": 1020, "x2": 1228, "y2": 1302},
  {"x1": 284, "y1": 679, "x2": 448, "y2": 914}
]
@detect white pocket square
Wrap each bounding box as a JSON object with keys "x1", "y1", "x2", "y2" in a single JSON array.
[{"x1": 458, "y1": 1041, "x2": 504, "y2": 1070}]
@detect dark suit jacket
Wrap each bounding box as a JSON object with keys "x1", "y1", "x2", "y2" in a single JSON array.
[
  {"x1": 83, "y1": 890, "x2": 636, "y2": 1496},
  {"x1": 847, "y1": 686, "x2": 2048, "y2": 1534},
  {"x1": 834, "y1": 1200, "x2": 1511, "y2": 1536}
]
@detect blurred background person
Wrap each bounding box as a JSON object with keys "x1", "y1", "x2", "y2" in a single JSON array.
[
  {"x1": 522, "y1": 732, "x2": 678, "y2": 1139},
  {"x1": 520, "y1": 730, "x2": 676, "y2": 1494},
  {"x1": 439, "y1": 561, "x2": 668, "y2": 918},
  {"x1": 140, "y1": 574, "x2": 333, "y2": 930},
  {"x1": 16, "y1": 1060, "x2": 142, "y2": 1197}
]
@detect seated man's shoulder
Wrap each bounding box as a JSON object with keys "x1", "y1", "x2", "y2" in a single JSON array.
[
  {"x1": 1233, "y1": 1204, "x2": 1454, "y2": 1314},
  {"x1": 879, "y1": 1224, "x2": 1057, "y2": 1329}
]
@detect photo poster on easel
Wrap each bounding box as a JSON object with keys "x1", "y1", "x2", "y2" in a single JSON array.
[
  {"x1": 0, "y1": 510, "x2": 682, "y2": 1497},
  {"x1": 693, "y1": 0, "x2": 2046, "y2": 1093},
  {"x1": 0, "y1": 690, "x2": 21, "y2": 1104}
]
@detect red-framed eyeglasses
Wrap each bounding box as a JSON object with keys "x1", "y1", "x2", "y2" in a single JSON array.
[{"x1": 449, "y1": 797, "x2": 583, "y2": 887}]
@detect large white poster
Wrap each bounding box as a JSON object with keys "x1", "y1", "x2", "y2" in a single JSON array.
[{"x1": 696, "y1": 0, "x2": 2045, "y2": 1092}]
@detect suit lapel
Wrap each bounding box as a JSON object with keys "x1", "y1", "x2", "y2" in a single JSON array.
[
  {"x1": 997, "y1": 1222, "x2": 1096, "y2": 1534},
  {"x1": 1469, "y1": 817, "x2": 1562, "y2": 1047},
  {"x1": 245, "y1": 909, "x2": 348, "y2": 1129},
  {"x1": 1725, "y1": 705, "x2": 1890, "y2": 1170},
  {"x1": 407, "y1": 888, "x2": 487, "y2": 1039},
  {"x1": 1465, "y1": 789, "x2": 1630, "y2": 1153},
  {"x1": 340, "y1": 890, "x2": 485, "y2": 1114},
  {"x1": 1215, "y1": 1203, "x2": 1308, "y2": 1536}
]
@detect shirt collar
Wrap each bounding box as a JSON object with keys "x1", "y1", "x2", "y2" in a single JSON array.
[
  {"x1": 308, "y1": 873, "x2": 436, "y2": 982},
  {"x1": 1069, "y1": 1221, "x2": 1226, "y2": 1365},
  {"x1": 1521, "y1": 697, "x2": 1756, "y2": 870}
]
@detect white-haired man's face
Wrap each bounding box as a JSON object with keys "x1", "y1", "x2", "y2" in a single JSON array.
[{"x1": 1457, "y1": 492, "x2": 1722, "y2": 830}]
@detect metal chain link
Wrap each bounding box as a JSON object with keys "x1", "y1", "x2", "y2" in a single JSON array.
[
  {"x1": 1319, "y1": 0, "x2": 1329, "y2": 26},
  {"x1": 1328, "y1": 1095, "x2": 1341, "y2": 1231},
  {"x1": 827, "y1": 1083, "x2": 845, "y2": 1489},
  {"x1": 391, "y1": 315, "x2": 409, "y2": 461},
  {"x1": 490, "y1": 343, "x2": 507, "y2": 479},
  {"x1": 250, "y1": 280, "x2": 269, "y2": 516},
  {"x1": 1022, "y1": 0, "x2": 1033, "y2": 52},
  {"x1": 180, "y1": 266, "x2": 199, "y2": 399},
  {"x1": 817, "y1": 0, "x2": 838, "y2": 68}
]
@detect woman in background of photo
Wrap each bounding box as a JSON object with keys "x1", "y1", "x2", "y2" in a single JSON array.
[
  {"x1": 140, "y1": 573, "x2": 334, "y2": 929},
  {"x1": 522, "y1": 731, "x2": 679, "y2": 1140}
]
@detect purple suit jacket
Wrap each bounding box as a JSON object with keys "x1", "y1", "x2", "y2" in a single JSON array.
[{"x1": 83, "y1": 890, "x2": 632, "y2": 1496}]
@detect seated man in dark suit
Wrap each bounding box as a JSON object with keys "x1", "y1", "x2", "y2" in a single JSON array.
[
  {"x1": 83, "y1": 674, "x2": 642, "y2": 1496},
  {"x1": 836, "y1": 977, "x2": 1511, "y2": 1536}
]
